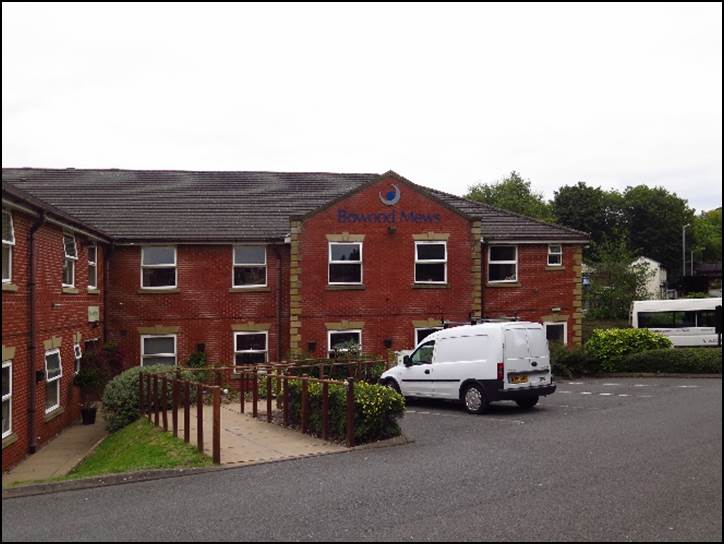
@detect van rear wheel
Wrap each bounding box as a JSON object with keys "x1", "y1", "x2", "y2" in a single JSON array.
[
  {"x1": 462, "y1": 383, "x2": 489, "y2": 414},
  {"x1": 384, "y1": 379, "x2": 401, "y2": 395},
  {"x1": 516, "y1": 396, "x2": 539, "y2": 410}
]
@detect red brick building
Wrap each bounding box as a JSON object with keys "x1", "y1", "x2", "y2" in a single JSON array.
[{"x1": 2, "y1": 168, "x2": 587, "y2": 469}]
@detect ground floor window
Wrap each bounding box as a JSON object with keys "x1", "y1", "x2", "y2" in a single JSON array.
[
  {"x1": 44, "y1": 349, "x2": 62, "y2": 413},
  {"x1": 544, "y1": 322, "x2": 568, "y2": 345},
  {"x1": 415, "y1": 327, "x2": 443, "y2": 346},
  {"x1": 234, "y1": 331, "x2": 268, "y2": 367},
  {"x1": 141, "y1": 335, "x2": 177, "y2": 366},
  {"x1": 328, "y1": 330, "x2": 362, "y2": 358},
  {"x1": 2, "y1": 360, "x2": 11, "y2": 438}
]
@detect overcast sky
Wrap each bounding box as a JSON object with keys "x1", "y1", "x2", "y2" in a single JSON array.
[{"x1": 2, "y1": 2, "x2": 722, "y2": 211}]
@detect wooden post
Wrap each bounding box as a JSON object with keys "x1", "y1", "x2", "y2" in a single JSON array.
[
  {"x1": 153, "y1": 374, "x2": 160, "y2": 426},
  {"x1": 212, "y1": 386, "x2": 221, "y2": 465},
  {"x1": 275, "y1": 367, "x2": 282, "y2": 409},
  {"x1": 240, "y1": 369, "x2": 246, "y2": 414},
  {"x1": 196, "y1": 384, "x2": 204, "y2": 454},
  {"x1": 322, "y1": 381, "x2": 329, "y2": 441},
  {"x1": 161, "y1": 376, "x2": 169, "y2": 431},
  {"x1": 172, "y1": 377, "x2": 179, "y2": 438},
  {"x1": 283, "y1": 376, "x2": 290, "y2": 427},
  {"x1": 346, "y1": 377, "x2": 355, "y2": 448},
  {"x1": 301, "y1": 376, "x2": 309, "y2": 434},
  {"x1": 215, "y1": 366, "x2": 222, "y2": 387},
  {"x1": 319, "y1": 363, "x2": 324, "y2": 379},
  {"x1": 252, "y1": 366, "x2": 258, "y2": 418},
  {"x1": 266, "y1": 373, "x2": 273, "y2": 423},
  {"x1": 184, "y1": 380, "x2": 190, "y2": 444}
]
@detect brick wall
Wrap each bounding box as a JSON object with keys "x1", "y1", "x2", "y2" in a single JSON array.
[{"x1": 3, "y1": 209, "x2": 105, "y2": 469}]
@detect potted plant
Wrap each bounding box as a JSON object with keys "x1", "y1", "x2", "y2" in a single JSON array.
[{"x1": 73, "y1": 352, "x2": 108, "y2": 425}]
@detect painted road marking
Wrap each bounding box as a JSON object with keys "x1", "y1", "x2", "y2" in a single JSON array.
[
  {"x1": 599, "y1": 393, "x2": 613, "y2": 396},
  {"x1": 602, "y1": 383, "x2": 620, "y2": 386},
  {"x1": 581, "y1": 392, "x2": 593, "y2": 395},
  {"x1": 618, "y1": 394, "x2": 631, "y2": 397},
  {"x1": 676, "y1": 385, "x2": 700, "y2": 388},
  {"x1": 568, "y1": 382, "x2": 584, "y2": 385},
  {"x1": 558, "y1": 391, "x2": 572, "y2": 394}
]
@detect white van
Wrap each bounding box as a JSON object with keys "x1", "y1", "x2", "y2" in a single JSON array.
[
  {"x1": 630, "y1": 297, "x2": 722, "y2": 347},
  {"x1": 380, "y1": 322, "x2": 556, "y2": 414}
]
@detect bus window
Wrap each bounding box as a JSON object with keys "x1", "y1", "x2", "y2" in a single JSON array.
[{"x1": 697, "y1": 310, "x2": 717, "y2": 327}]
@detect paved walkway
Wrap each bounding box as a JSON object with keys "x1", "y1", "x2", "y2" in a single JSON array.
[
  {"x1": 3, "y1": 412, "x2": 107, "y2": 487},
  {"x1": 175, "y1": 402, "x2": 345, "y2": 465}
]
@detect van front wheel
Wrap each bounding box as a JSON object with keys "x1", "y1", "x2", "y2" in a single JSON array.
[
  {"x1": 516, "y1": 396, "x2": 539, "y2": 410},
  {"x1": 462, "y1": 383, "x2": 489, "y2": 414}
]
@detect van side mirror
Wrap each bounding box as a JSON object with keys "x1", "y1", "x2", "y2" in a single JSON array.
[{"x1": 403, "y1": 355, "x2": 412, "y2": 367}]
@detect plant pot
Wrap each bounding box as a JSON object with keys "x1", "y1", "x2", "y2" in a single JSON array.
[{"x1": 81, "y1": 406, "x2": 97, "y2": 425}]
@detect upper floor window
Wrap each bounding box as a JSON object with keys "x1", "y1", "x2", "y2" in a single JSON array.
[
  {"x1": 233, "y1": 246, "x2": 267, "y2": 288},
  {"x1": 62, "y1": 233, "x2": 78, "y2": 287},
  {"x1": 2, "y1": 210, "x2": 14, "y2": 283},
  {"x1": 415, "y1": 242, "x2": 447, "y2": 284},
  {"x1": 548, "y1": 244, "x2": 563, "y2": 267},
  {"x1": 488, "y1": 245, "x2": 518, "y2": 283},
  {"x1": 141, "y1": 246, "x2": 177, "y2": 289},
  {"x1": 88, "y1": 243, "x2": 98, "y2": 289},
  {"x1": 329, "y1": 242, "x2": 362, "y2": 285}
]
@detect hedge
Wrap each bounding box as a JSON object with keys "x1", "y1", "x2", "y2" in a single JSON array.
[
  {"x1": 285, "y1": 380, "x2": 405, "y2": 444},
  {"x1": 586, "y1": 328, "x2": 672, "y2": 371},
  {"x1": 550, "y1": 344, "x2": 602, "y2": 378},
  {"x1": 611, "y1": 348, "x2": 722, "y2": 374},
  {"x1": 102, "y1": 365, "x2": 196, "y2": 432}
]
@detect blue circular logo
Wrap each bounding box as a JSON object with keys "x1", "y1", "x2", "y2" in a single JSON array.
[{"x1": 379, "y1": 184, "x2": 401, "y2": 206}]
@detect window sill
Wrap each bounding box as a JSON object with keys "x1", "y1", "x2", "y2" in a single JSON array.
[
  {"x1": 545, "y1": 266, "x2": 566, "y2": 271},
  {"x1": 2, "y1": 283, "x2": 19, "y2": 292},
  {"x1": 412, "y1": 283, "x2": 449, "y2": 289},
  {"x1": 486, "y1": 282, "x2": 522, "y2": 288},
  {"x1": 87, "y1": 288, "x2": 101, "y2": 295},
  {"x1": 62, "y1": 287, "x2": 80, "y2": 295},
  {"x1": 44, "y1": 406, "x2": 65, "y2": 423},
  {"x1": 137, "y1": 288, "x2": 181, "y2": 294},
  {"x1": 326, "y1": 285, "x2": 366, "y2": 291},
  {"x1": 229, "y1": 286, "x2": 271, "y2": 293},
  {"x1": 2, "y1": 432, "x2": 18, "y2": 450}
]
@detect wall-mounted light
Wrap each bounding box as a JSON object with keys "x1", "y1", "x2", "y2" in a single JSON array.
[
  {"x1": 387, "y1": 225, "x2": 397, "y2": 235},
  {"x1": 307, "y1": 341, "x2": 317, "y2": 353},
  {"x1": 384, "y1": 338, "x2": 393, "y2": 349}
]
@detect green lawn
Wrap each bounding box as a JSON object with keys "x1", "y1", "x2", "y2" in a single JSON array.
[{"x1": 67, "y1": 418, "x2": 212, "y2": 479}]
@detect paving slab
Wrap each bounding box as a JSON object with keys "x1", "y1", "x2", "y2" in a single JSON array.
[{"x1": 3, "y1": 412, "x2": 107, "y2": 487}]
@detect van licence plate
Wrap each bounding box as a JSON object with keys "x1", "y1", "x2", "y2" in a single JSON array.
[{"x1": 510, "y1": 375, "x2": 528, "y2": 385}]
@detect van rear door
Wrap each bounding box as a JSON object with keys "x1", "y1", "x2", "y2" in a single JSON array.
[{"x1": 503, "y1": 324, "x2": 552, "y2": 390}]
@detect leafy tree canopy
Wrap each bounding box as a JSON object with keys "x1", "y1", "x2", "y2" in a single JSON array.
[{"x1": 465, "y1": 171, "x2": 554, "y2": 222}]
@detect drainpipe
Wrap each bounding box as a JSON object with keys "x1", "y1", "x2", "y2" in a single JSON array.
[
  {"x1": 103, "y1": 243, "x2": 114, "y2": 342},
  {"x1": 273, "y1": 246, "x2": 283, "y2": 362},
  {"x1": 27, "y1": 211, "x2": 47, "y2": 455}
]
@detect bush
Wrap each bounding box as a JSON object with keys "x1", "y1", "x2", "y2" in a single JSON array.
[
  {"x1": 286, "y1": 380, "x2": 405, "y2": 444},
  {"x1": 102, "y1": 365, "x2": 195, "y2": 432},
  {"x1": 550, "y1": 344, "x2": 602, "y2": 378},
  {"x1": 612, "y1": 348, "x2": 722, "y2": 374},
  {"x1": 586, "y1": 328, "x2": 672, "y2": 371}
]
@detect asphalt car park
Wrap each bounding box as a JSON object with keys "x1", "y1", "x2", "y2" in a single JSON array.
[{"x1": 3, "y1": 377, "x2": 722, "y2": 542}]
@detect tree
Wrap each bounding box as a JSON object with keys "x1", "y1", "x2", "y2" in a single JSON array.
[
  {"x1": 552, "y1": 182, "x2": 624, "y2": 259},
  {"x1": 692, "y1": 207, "x2": 722, "y2": 264},
  {"x1": 621, "y1": 185, "x2": 695, "y2": 277},
  {"x1": 465, "y1": 171, "x2": 554, "y2": 222},
  {"x1": 585, "y1": 238, "x2": 654, "y2": 320}
]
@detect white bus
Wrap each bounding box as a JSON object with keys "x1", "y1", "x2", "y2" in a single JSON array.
[{"x1": 631, "y1": 297, "x2": 722, "y2": 347}]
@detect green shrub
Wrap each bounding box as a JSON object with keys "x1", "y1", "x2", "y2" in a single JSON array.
[
  {"x1": 550, "y1": 344, "x2": 602, "y2": 378},
  {"x1": 586, "y1": 328, "x2": 672, "y2": 371},
  {"x1": 102, "y1": 365, "x2": 195, "y2": 432},
  {"x1": 612, "y1": 348, "x2": 722, "y2": 374},
  {"x1": 286, "y1": 380, "x2": 405, "y2": 444}
]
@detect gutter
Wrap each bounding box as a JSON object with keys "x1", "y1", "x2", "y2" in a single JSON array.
[{"x1": 27, "y1": 211, "x2": 47, "y2": 455}]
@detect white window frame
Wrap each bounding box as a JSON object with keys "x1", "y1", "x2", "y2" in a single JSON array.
[
  {"x1": 74, "y1": 343, "x2": 83, "y2": 375},
  {"x1": 414, "y1": 241, "x2": 448, "y2": 284},
  {"x1": 328, "y1": 242, "x2": 363, "y2": 286},
  {"x1": 327, "y1": 329, "x2": 362, "y2": 357},
  {"x1": 140, "y1": 246, "x2": 177, "y2": 289},
  {"x1": 544, "y1": 321, "x2": 568, "y2": 346},
  {"x1": 233, "y1": 331, "x2": 269, "y2": 370},
  {"x1": 488, "y1": 245, "x2": 518, "y2": 283},
  {"x1": 140, "y1": 334, "x2": 178, "y2": 367},
  {"x1": 88, "y1": 242, "x2": 98, "y2": 289},
  {"x1": 232, "y1": 245, "x2": 268, "y2": 288},
  {"x1": 44, "y1": 349, "x2": 63, "y2": 414},
  {"x1": 2, "y1": 360, "x2": 12, "y2": 439},
  {"x1": 2, "y1": 210, "x2": 15, "y2": 284},
  {"x1": 548, "y1": 244, "x2": 563, "y2": 267},
  {"x1": 414, "y1": 327, "x2": 443, "y2": 346},
  {"x1": 62, "y1": 233, "x2": 78, "y2": 288}
]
